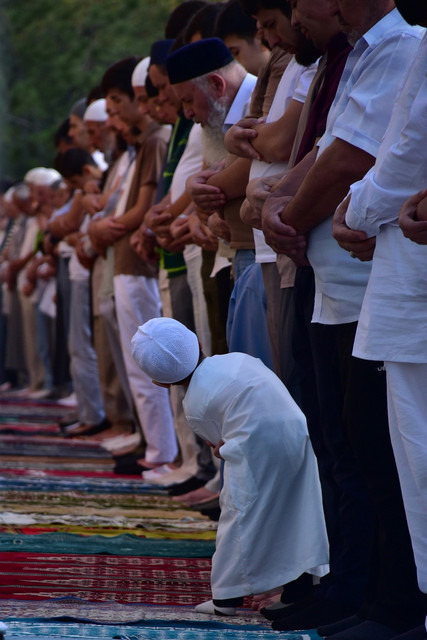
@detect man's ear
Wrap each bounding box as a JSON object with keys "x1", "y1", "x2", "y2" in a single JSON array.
[
  {"x1": 208, "y1": 72, "x2": 227, "y2": 98},
  {"x1": 83, "y1": 164, "x2": 102, "y2": 180},
  {"x1": 82, "y1": 164, "x2": 96, "y2": 177}
]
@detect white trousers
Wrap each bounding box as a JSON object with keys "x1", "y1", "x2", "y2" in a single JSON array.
[
  {"x1": 184, "y1": 249, "x2": 211, "y2": 355},
  {"x1": 386, "y1": 361, "x2": 427, "y2": 597},
  {"x1": 113, "y1": 274, "x2": 177, "y2": 464}
]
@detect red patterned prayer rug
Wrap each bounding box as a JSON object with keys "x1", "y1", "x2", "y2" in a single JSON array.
[{"x1": 0, "y1": 552, "x2": 212, "y2": 605}]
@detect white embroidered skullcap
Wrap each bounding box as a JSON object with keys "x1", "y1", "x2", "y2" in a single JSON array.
[
  {"x1": 84, "y1": 99, "x2": 108, "y2": 122},
  {"x1": 132, "y1": 317, "x2": 200, "y2": 384},
  {"x1": 131, "y1": 57, "x2": 151, "y2": 88},
  {"x1": 24, "y1": 167, "x2": 61, "y2": 186}
]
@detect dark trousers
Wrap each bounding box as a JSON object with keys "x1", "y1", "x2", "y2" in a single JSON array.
[
  {"x1": 53, "y1": 256, "x2": 71, "y2": 389},
  {"x1": 293, "y1": 266, "x2": 427, "y2": 630}
]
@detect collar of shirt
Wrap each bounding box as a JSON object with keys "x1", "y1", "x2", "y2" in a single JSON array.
[
  {"x1": 358, "y1": 7, "x2": 415, "y2": 48},
  {"x1": 223, "y1": 72, "x2": 258, "y2": 132}
]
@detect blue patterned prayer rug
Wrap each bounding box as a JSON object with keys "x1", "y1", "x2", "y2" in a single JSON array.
[
  {"x1": 0, "y1": 620, "x2": 322, "y2": 639},
  {"x1": 0, "y1": 533, "x2": 215, "y2": 557}
]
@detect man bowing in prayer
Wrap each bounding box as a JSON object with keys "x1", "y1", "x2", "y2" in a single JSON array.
[{"x1": 132, "y1": 317, "x2": 329, "y2": 616}]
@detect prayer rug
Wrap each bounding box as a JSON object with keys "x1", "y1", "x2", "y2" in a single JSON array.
[
  {"x1": 0, "y1": 473, "x2": 165, "y2": 494},
  {"x1": 0, "y1": 487, "x2": 217, "y2": 540},
  {"x1": 0, "y1": 424, "x2": 61, "y2": 435},
  {"x1": 0, "y1": 552, "x2": 213, "y2": 605},
  {"x1": 0, "y1": 435, "x2": 112, "y2": 458},
  {"x1": 0, "y1": 599, "x2": 266, "y2": 625},
  {"x1": 0, "y1": 399, "x2": 74, "y2": 422},
  {"x1": 0, "y1": 619, "x2": 322, "y2": 639},
  {"x1": 0, "y1": 533, "x2": 215, "y2": 557},
  {"x1": 0, "y1": 513, "x2": 216, "y2": 539}
]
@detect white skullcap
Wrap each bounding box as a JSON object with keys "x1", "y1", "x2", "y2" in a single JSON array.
[
  {"x1": 132, "y1": 317, "x2": 200, "y2": 384},
  {"x1": 132, "y1": 57, "x2": 151, "y2": 87},
  {"x1": 84, "y1": 99, "x2": 108, "y2": 122},
  {"x1": 24, "y1": 167, "x2": 61, "y2": 186},
  {"x1": 44, "y1": 168, "x2": 62, "y2": 183}
]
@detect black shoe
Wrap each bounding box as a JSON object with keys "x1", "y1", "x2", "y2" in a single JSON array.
[
  {"x1": 168, "y1": 476, "x2": 207, "y2": 496},
  {"x1": 261, "y1": 592, "x2": 318, "y2": 621},
  {"x1": 318, "y1": 614, "x2": 364, "y2": 637},
  {"x1": 59, "y1": 414, "x2": 79, "y2": 428},
  {"x1": 272, "y1": 597, "x2": 357, "y2": 631},
  {"x1": 65, "y1": 418, "x2": 111, "y2": 437}
]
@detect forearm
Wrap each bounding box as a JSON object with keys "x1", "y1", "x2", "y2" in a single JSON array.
[
  {"x1": 252, "y1": 100, "x2": 303, "y2": 164},
  {"x1": 49, "y1": 193, "x2": 85, "y2": 237},
  {"x1": 207, "y1": 157, "x2": 251, "y2": 200},
  {"x1": 267, "y1": 148, "x2": 318, "y2": 201},
  {"x1": 167, "y1": 191, "x2": 191, "y2": 218},
  {"x1": 116, "y1": 184, "x2": 156, "y2": 230},
  {"x1": 10, "y1": 251, "x2": 35, "y2": 274},
  {"x1": 281, "y1": 141, "x2": 374, "y2": 233}
]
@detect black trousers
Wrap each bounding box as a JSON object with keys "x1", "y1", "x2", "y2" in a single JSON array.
[{"x1": 292, "y1": 266, "x2": 427, "y2": 630}]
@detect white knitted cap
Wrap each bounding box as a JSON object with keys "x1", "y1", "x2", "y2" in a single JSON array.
[
  {"x1": 131, "y1": 56, "x2": 151, "y2": 87},
  {"x1": 84, "y1": 99, "x2": 108, "y2": 122},
  {"x1": 132, "y1": 318, "x2": 200, "y2": 384}
]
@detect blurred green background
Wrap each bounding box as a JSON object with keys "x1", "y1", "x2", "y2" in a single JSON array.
[{"x1": 0, "y1": 0, "x2": 177, "y2": 181}]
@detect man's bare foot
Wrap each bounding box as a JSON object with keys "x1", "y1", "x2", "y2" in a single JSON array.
[
  {"x1": 172, "y1": 487, "x2": 219, "y2": 506},
  {"x1": 251, "y1": 587, "x2": 283, "y2": 611}
]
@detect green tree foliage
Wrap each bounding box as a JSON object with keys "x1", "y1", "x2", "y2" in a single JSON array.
[{"x1": 0, "y1": 0, "x2": 176, "y2": 180}]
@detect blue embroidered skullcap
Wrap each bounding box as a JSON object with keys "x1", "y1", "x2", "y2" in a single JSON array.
[
  {"x1": 167, "y1": 38, "x2": 234, "y2": 85},
  {"x1": 150, "y1": 39, "x2": 174, "y2": 65}
]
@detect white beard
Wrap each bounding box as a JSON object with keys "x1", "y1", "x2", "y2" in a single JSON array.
[{"x1": 201, "y1": 97, "x2": 230, "y2": 166}]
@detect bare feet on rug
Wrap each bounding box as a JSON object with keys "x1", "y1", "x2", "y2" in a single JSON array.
[
  {"x1": 251, "y1": 587, "x2": 283, "y2": 611},
  {"x1": 172, "y1": 487, "x2": 219, "y2": 506}
]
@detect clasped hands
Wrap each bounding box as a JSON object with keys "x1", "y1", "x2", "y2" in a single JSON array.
[{"x1": 261, "y1": 193, "x2": 308, "y2": 266}]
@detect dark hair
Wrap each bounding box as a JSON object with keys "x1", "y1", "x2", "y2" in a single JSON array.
[
  {"x1": 184, "y1": 3, "x2": 223, "y2": 42},
  {"x1": 165, "y1": 0, "x2": 207, "y2": 38},
  {"x1": 101, "y1": 57, "x2": 139, "y2": 99},
  {"x1": 215, "y1": 0, "x2": 258, "y2": 42},
  {"x1": 87, "y1": 85, "x2": 105, "y2": 104},
  {"x1": 53, "y1": 118, "x2": 73, "y2": 149},
  {"x1": 145, "y1": 75, "x2": 159, "y2": 98},
  {"x1": 239, "y1": 0, "x2": 291, "y2": 18},
  {"x1": 54, "y1": 148, "x2": 96, "y2": 179},
  {"x1": 395, "y1": 0, "x2": 427, "y2": 25}
]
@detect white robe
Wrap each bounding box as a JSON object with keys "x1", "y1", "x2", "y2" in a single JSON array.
[{"x1": 183, "y1": 353, "x2": 329, "y2": 600}]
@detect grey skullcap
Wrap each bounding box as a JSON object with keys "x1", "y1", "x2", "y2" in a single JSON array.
[
  {"x1": 13, "y1": 182, "x2": 30, "y2": 200},
  {"x1": 70, "y1": 97, "x2": 88, "y2": 119},
  {"x1": 132, "y1": 318, "x2": 200, "y2": 384}
]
